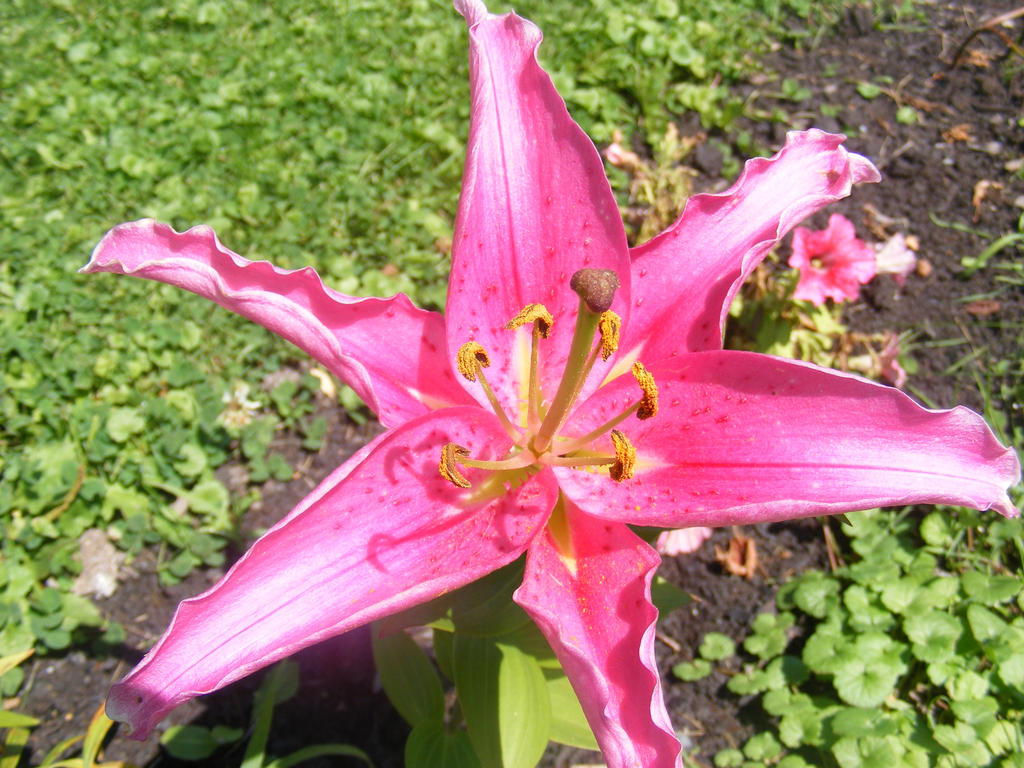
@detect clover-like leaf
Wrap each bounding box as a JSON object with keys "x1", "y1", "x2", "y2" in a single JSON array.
[
  {"x1": 903, "y1": 609, "x2": 962, "y2": 663},
  {"x1": 699, "y1": 632, "x2": 736, "y2": 661}
]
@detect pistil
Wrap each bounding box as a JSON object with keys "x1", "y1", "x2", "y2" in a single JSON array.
[{"x1": 532, "y1": 269, "x2": 619, "y2": 453}]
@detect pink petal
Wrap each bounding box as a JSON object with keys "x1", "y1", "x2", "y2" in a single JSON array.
[
  {"x1": 447, "y1": 3, "x2": 631, "y2": 414},
  {"x1": 83, "y1": 220, "x2": 472, "y2": 427},
  {"x1": 106, "y1": 406, "x2": 558, "y2": 738},
  {"x1": 514, "y1": 501, "x2": 681, "y2": 768},
  {"x1": 621, "y1": 131, "x2": 880, "y2": 365},
  {"x1": 556, "y1": 351, "x2": 1020, "y2": 527},
  {"x1": 655, "y1": 527, "x2": 713, "y2": 556}
]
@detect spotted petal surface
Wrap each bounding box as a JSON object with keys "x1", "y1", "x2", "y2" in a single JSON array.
[
  {"x1": 83, "y1": 220, "x2": 470, "y2": 426},
  {"x1": 107, "y1": 408, "x2": 556, "y2": 738},
  {"x1": 556, "y1": 351, "x2": 1020, "y2": 527},
  {"x1": 448, "y1": 0, "x2": 631, "y2": 417}
]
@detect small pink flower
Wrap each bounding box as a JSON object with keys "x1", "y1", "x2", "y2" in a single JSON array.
[
  {"x1": 879, "y1": 334, "x2": 908, "y2": 389},
  {"x1": 789, "y1": 213, "x2": 876, "y2": 305},
  {"x1": 656, "y1": 527, "x2": 713, "y2": 556},
  {"x1": 874, "y1": 232, "x2": 917, "y2": 285}
]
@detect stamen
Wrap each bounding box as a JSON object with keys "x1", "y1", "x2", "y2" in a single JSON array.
[
  {"x1": 457, "y1": 342, "x2": 490, "y2": 382},
  {"x1": 439, "y1": 443, "x2": 471, "y2": 488},
  {"x1": 555, "y1": 362, "x2": 660, "y2": 454},
  {"x1": 505, "y1": 303, "x2": 553, "y2": 428},
  {"x1": 456, "y1": 341, "x2": 521, "y2": 441},
  {"x1": 598, "y1": 311, "x2": 621, "y2": 361},
  {"x1": 632, "y1": 361, "x2": 659, "y2": 419},
  {"x1": 505, "y1": 304, "x2": 553, "y2": 338},
  {"x1": 609, "y1": 429, "x2": 636, "y2": 482}
]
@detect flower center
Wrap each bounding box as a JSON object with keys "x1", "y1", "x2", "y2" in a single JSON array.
[{"x1": 439, "y1": 268, "x2": 658, "y2": 489}]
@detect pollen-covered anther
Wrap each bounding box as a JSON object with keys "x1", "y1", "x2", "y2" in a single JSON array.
[
  {"x1": 609, "y1": 429, "x2": 636, "y2": 482},
  {"x1": 598, "y1": 311, "x2": 621, "y2": 361},
  {"x1": 505, "y1": 303, "x2": 553, "y2": 338},
  {"x1": 632, "y1": 361, "x2": 659, "y2": 420},
  {"x1": 439, "y1": 442, "x2": 472, "y2": 488},
  {"x1": 457, "y1": 342, "x2": 490, "y2": 382}
]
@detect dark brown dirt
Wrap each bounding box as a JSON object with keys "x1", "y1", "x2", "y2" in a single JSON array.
[{"x1": 15, "y1": 2, "x2": 1021, "y2": 766}]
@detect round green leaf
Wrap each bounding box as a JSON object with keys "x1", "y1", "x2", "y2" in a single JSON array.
[
  {"x1": 699, "y1": 632, "x2": 736, "y2": 661},
  {"x1": 673, "y1": 659, "x2": 712, "y2": 681},
  {"x1": 106, "y1": 406, "x2": 146, "y2": 442}
]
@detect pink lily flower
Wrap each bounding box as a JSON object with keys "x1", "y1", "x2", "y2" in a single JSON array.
[
  {"x1": 83, "y1": 2, "x2": 1019, "y2": 765},
  {"x1": 788, "y1": 212, "x2": 877, "y2": 305}
]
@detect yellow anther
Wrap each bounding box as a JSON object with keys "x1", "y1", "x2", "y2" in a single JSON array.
[
  {"x1": 598, "y1": 311, "x2": 621, "y2": 361},
  {"x1": 609, "y1": 429, "x2": 636, "y2": 482},
  {"x1": 505, "y1": 303, "x2": 553, "y2": 338},
  {"x1": 632, "y1": 361, "x2": 659, "y2": 420},
  {"x1": 439, "y1": 443, "x2": 471, "y2": 488},
  {"x1": 457, "y1": 342, "x2": 491, "y2": 382}
]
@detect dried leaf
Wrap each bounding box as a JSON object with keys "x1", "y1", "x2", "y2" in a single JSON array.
[{"x1": 964, "y1": 299, "x2": 1001, "y2": 316}]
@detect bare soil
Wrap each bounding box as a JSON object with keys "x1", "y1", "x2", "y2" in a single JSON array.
[{"x1": 15, "y1": 2, "x2": 1021, "y2": 766}]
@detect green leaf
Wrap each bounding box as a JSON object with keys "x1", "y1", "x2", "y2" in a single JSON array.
[
  {"x1": 832, "y1": 735, "x2": 897, "y2": 768},
  {"x1": 895, "y1": 106, "x2": 918, "y2": 125},
  {"x1": 713, "y1": 749, "x2": 744, "y2": 767},
  {"x1": 699, "y1": 632, "x2": 736, "y2": 661},
  {"x1": 779, "y1": 708, "x2": 823, "y2": 748},
  {"x1": 919, "y1": 513, "x2": 954, "y2": 547},
  {"x1": 106, "y1": 406, "x2": 146, "y2": 442},
  {"x1": 843, "y1": 585, "x2": 895, "y2": 632},
  {"x1": 856, "y1": 81, "x2": 882, "y2": 99},
  {"x1": 161, "y1": 724, "x2": 243, "y2": 760},
  {"x1": 833, "y1": 658, "x2": 902, "y2": 708},
  {"x1": 371, "y1": 629, "x2": 445, "y2": 727},
  {"x1": 650, "y1": 575, "x2": 693, "y2": 614},
  {"x1": 743, "y1": 731, "x2": 782, "y2": 761},
  {"x1": 186, "y1": 479, "x2": 230, "y2": 517},
  {"x1": 60, "y1": 593, "x2": 103, "y2": 629},
  {"x1": 433, "y1": 628, "x2": 455, "y2": 681},
  {"x1": 0, "y1": 711, "x2": 40, "y2": 728},
  {"x1": 174, "y1": 442, "x2": 207, "y2": 477},
  {"x1": 947, "y1": 669, "x2": 989, "y2": 701},
  {"x1": 962, "y1": 571, "x2": 1021, "y2": 605},
  {"x1": 267, "y1": 743, "x2": 374, "y2": 768},
  {"x1": 831, "y1": 708, "x2": 898, "y2": 738},
  {"x1": 545, "y1": 672, "x2": 598, "y2": 750},
  {"x1": 405, "y1": 720, "x2": 481, "y2": 768},
  {"x1": 903, "y1": 609, "x2": 961, "y2": 663},
  {"x1": 241, "y1": 661, "x2": 299, "y2": 768},
  {"x1": 454, "y1": 635, "x2": 551, "y2": 768},
  {"x1": 791, "y1": 571, "x2": 840, "y2": 618},
  {"x1": 966, "y1": 604, "x2": 1007, "y2": 645},
  {"x1": 449, "y1": 563, "x2": 531, "y2": 637},
  {"x1": 879, "y1": 577, "x2": 923, "y2": 614},
  {"x1": 673, "y1": 659, "x2": 712, "y2": 681},
  {"x1": 931, "y1": 722, "x2": 990, "y2": 766}
]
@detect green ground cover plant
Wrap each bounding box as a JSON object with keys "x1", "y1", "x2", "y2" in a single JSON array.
[{"x1": 678, "y1": 506, "x2": 1024, "y2": 768}]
